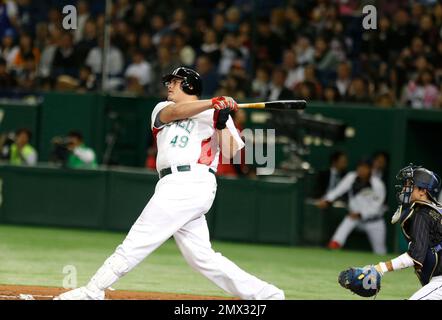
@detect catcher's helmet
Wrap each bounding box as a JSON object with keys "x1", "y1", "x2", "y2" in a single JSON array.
[
  {"x1": 162, "y1": 67, "x2": 202, "y2": 96},
  {"x1": 396, "y1": 164, "x2": 441, "y2": 205}
]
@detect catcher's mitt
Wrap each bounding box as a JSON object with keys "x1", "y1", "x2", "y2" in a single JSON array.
[{"x1": 338, "y1": 265, "x2": 382, "y2": 297}]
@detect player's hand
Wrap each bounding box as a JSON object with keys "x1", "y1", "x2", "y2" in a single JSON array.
[
  {"x1": 317, "y1": 199, "x2": 330, "y2": 209},
  {"x1": 348, "y1": 212, "x2": 361, "y2": 220},
  {"x1": 213, "y1": 108, "x2": 231, "y2": 130},
  {"x1": 211, "y1": 96, "x2": 238, "y2": 111}
]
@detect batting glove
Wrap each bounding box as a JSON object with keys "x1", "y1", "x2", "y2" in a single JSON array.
[{"x1": 212, "y1": 96, "x2": 238, "y2": 111}]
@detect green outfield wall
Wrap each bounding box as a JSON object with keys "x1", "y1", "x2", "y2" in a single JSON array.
[{"x1": 2, "y1": 93, "x2": 442, "y2": 252}]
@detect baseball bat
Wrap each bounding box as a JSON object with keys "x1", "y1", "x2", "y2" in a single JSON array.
[{"x1": 237, "y1": 100, "x2": 307, "y2": 111}]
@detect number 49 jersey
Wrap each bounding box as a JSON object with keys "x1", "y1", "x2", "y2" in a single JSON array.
[{"x1": 151, "y1": 101, "x2": 245, "y2": 173}]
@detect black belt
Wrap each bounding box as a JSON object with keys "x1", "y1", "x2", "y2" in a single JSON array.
[
  {"x1": 159, "y1": 165, "x2": 216, "y2": 179},
  {"x1": 362, "y1": 215, "x2": 384, "y2": 223}
]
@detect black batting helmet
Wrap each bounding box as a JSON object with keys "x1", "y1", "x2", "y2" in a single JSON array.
[{"x1": 162, "y1": 67, "x2": 202, "y2": 96}]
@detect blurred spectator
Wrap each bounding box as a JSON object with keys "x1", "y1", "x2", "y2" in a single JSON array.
[
  {"x1": 11, "y1": 33, "x2": 40, "y2": 72},
  {"x1": 255, "y1": 17, "x2": 283, "y2": 65},
  {"x1": 215, "y1": 73, "x2": 246, "y2": 100},
  {"x1": 174, "y1": 32, "x2": 196, "y2": 67},
  {"x1": 375, "y1": 92, "x2": 396, "y2": 108},
  {"x1": 346, "y1": 77, "x2": 372, "y2": 103},
  {"x1": 401, "y1": 69, "x2": 439, "y2": 109},
  {"x1": 371, "y1": 151, "x2": 389, "y2": 183},
  {"x1": 138, "y1": 32, "x2": 156, "y2": 62},
  {"x1": 65, "y1": 131, "x2": 97, "y2": 169},
  {"x1": 15, "y1": 52, "x2": 37, "y2": 90},
  {"x1": 294, "y1": 64, "x2": 323, "y2": 99},
  {"x1": 127, "y1": 1, "x2": 148, "y2": 34},
  {"x1": 51, "y1": 32, "x2": 78, "y2": 78},
  {"x1": 38, "y1": 27, "x2": 61, "y2": 81},
  {"x1": 76, "y1": 19, "x2": 98, "y2": 64},
  {"x1": 0, "y1": 0, "x2": 17, "y2": 39},
  {"x1": 292, "y1": 35, "x2": 315, "y2": 65},
  {"x1": 312, "y1": 150, "x2": 348, "y2": 199},
  {"x1": 323, "y1": 85, "x2": 341, "y2": 104},
  {"x1": 334, "y1": 61, "x2": 352, "y2": 98},
  {"x1": 195, "y1": 54, "x2": 219, "y2": 97},
  {"x1": 225, "y1": 6, "x2": 241, "y2": 33},
  {"x1": 251, "y1": 65, "x2": 270, "y2": 100},
  {"x1": 282, "y1": 49, "x2": 304, "y2": 90},
  {"x1": 313, "y1": 36, "x2": 339, "y2": 80},
  {"x1": 266, "y1": 67, "x2": 295, "y2": 101},
  {"x1": 318, "y1": 158, "x2": 387, "y2": 255},
  {"x1": 77, "y1": 65, "x2": 97, "y2": 92},
  {"x1": 113, "y1": 0, "x2": 132, "y2": 21},
  {"x1": 0, "y1": 57, "x2": 15, "y2": 88},
  {"x1": 47, "y1": 6, "x2": 62, "y2": 35},
  {"x1": 86, "y1": 36, "x2": 124, "y2": 89},
  {"x1": 0, "y1": 29, "x2": 19, "y2": 68},
  {"x1": 218, "y1": 32, "x2": 248, "y2": 76},
  {"x1": 0, "y1": 28, "x2": 18, "y2": 68},
  {"x1": 124, "y1": 50, "x2": 152, "y2": 94},
  {"x1": 9, "y1": 128, "x2": 37, "y2": 166},
  {"x1": 151, "y1": 45, "x2": 180, "y2": 96},
  {"x1": 200, "y1": 28, "x2": 221, "y2": 65},
  {"x1": 74, "y1": 0, "x2": 91, "y2": 44}
]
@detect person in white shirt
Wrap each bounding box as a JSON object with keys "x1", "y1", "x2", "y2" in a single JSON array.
[
  {"x1": 318, "y1": 158, "x2": 387, "y2": 255},
  {"x1": 124, "y1": 50, "x2": 153, "y2": 93}
]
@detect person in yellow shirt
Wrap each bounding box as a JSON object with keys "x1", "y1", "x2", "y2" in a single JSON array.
[{"x1": 10, "y1": 128, "x2": 37, "y2": 166}]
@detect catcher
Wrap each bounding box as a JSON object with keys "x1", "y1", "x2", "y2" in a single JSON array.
[{"x1": 339, "y1": 164, "x2": 442, "y2": 299}]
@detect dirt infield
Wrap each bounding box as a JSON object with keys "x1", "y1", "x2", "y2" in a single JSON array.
[{"x1": 0, "y1": 285, "x2": 233, "y2": 300}]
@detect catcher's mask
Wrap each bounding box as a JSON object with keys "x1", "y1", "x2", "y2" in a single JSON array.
[
  {"x1": 162, "y1": 67, "x2": 202, "y2": 96},
  {"x1": 395, "y1": 164, "x2": 441, "y2": 206}
]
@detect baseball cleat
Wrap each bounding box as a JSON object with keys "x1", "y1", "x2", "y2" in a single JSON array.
[{"x1": 53, "y1": 287, "x2": 105, "y2": 300}]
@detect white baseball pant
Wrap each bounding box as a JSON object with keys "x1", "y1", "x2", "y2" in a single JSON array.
[
  {"x1": 85, "y1": 167, "x2": 284, "y2": 300},
  {"x1": 331, "y1": 216, "x2": 387, "y2": 255},
  {"x1": 409, "y1": 276, "x2": 442, "y2": 300}
]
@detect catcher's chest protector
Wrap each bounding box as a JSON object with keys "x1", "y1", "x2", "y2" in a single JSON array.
[{"x1": 401, "y1": 201, "x2": 442, "y2": 286}]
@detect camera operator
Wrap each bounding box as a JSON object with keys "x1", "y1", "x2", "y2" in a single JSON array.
[
  {"x1": 9, "y1": 128, "x2": 37, "y2": 166},
  {"x1": 59, "y1": 131, "x2": 97, "y2": 169}
]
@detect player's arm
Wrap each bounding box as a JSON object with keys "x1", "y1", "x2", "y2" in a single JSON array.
[
  {"x1": 217, "y1": 127, "x2": 242, "y2": 159},
  {"x1": 158, "y1": 96, "x2": 237, "y2": 125},
  {"x1": 159, "y1": 100, "x2": 213, "y2": 124},
  {"x1": 318, "y1": 172, "x2": 355, "y2": 208},
  {"x1": 375, "y1": 213, "x2": 430, "y2": 275}
]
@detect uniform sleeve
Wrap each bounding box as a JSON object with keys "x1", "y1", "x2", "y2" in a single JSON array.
[
  {"x1": 324, "y1": 172, "x2": 355, "y2": 202},
  {"x1": 151, "y1": 101, "x2": 173, "y2": 130},
  {"x1": 225, "y1": 116, "x2": 245, "y2": 152},
  {"x1": 407, "y1": 210, "x2": 431, "y2": 267},
  {"x1": 359, "y1": 177, "x2": 386, "y2": 219}
]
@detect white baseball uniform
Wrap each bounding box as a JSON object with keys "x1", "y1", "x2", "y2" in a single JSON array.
[
  {"x1": 63, "y1": 101, "x2": 284, "y2": 300},
  {"x1": 324, "y1": 172, "x2": 387, "y2": 255}
]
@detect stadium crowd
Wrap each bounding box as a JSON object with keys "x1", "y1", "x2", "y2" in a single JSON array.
[{"x1": 0, "y1": 0, "x2": 441, "y2": 108}]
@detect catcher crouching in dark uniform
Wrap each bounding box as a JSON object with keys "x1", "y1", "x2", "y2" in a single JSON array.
[{"x1": 339, "y1": 164, "x2": 442, "y2": 299}]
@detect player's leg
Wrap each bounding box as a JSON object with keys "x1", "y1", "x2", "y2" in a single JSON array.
[
  {"x1": 55, "y1": 198, "x2": 184, "y2": 300},
  {"x1": 409, "y1": 276, "x2": 442, "y2": 300},
  {"x1": 174, "y1": 215, "x2": 285, "y2": 300},
  {"x1": 55, "y1": 173, "x2": 217, "y2": 300},
  {"x1": 363, "y1": 219, "x2": 387, "y2": 255},
  {"x1": 329, "y1": 216, "x2": 359, "y2": 248}
]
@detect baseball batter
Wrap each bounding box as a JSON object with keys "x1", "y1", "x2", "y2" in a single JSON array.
[{"x1": 55, "y1": 67, "x2": 284, "y2": 300}]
